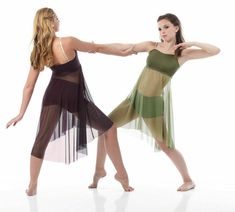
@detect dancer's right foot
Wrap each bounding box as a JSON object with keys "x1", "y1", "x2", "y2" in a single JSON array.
[
  {"x1": 26, "y1": 183, "x2": 37, "y2": 196},
  {"x1": 114, "y1": 173, "x2": 134, "y2": 192},
  {"x1": 88, "y1": 170, "x2": 107, "y2": 189}
]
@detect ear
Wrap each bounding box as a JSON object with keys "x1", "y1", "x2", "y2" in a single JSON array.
[{"x1": 175, "y1": 26, "x2": 179, "y2": 32}]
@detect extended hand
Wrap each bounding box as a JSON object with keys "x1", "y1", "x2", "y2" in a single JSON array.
[
  {"x1": 174, "y1": 42, "x2": 195, "y2": 50},
  {"x1": 6, "y1": 115, "x2": 23, "y2": 128}
]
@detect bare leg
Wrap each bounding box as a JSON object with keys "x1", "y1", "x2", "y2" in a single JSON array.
[
  {"x1": 88, "y1": 134, "x2": 107, "y2": 188},
  {"x1": 89, "y1": 125, "x2": 133, "y2": 191},
  {"x1": 26, "y1": 156, "x2": 43, "y2": 196},
  {"x1": 104, "y1": 125, "x2": 133, "y2": 191},
  {"x1": 156, "y1": 140, "x2": 195, "y2": 192}
]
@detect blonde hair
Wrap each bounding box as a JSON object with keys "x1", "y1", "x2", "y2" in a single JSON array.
[{"x1": 30, "y1": 8, "x2": 56, "y2": 71}]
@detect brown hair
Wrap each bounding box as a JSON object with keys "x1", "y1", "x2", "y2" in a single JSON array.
[{"x1": 157, "y1": 13, "x2": 185, "y2": 57}]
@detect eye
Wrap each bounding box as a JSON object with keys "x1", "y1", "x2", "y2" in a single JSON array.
[
  {"x1": 163, "y1": 25, "x2": 169, "y2": 29},
  {"x1": 158, "y1": 28, "x2": 162, "y2": 31}
]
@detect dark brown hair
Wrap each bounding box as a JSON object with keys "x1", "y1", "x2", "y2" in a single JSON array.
[{"x1": 157, "y1": 13, "x2": 185, "y2": 57}]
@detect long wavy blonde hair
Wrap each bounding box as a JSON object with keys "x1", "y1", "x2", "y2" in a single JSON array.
[{"x1": 30, "y1": 8, "x2": 56, "y2": 71}]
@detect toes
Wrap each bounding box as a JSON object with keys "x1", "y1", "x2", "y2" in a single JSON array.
[
  {"x1": 124, "y1": 186, "x2": 134, "y2": 192},
  {"x1": 177, "y1": 182, "x2": 195, "y2": 192},
  {"x1": 88, "y1": 184, "x2": 97, "y2": 189},
  {"x1": 26, "y1": 189, "x2": 37, "y2": 196},
  {"x1": 114, "y1": 174, "x2": 134, "y2": 192}
]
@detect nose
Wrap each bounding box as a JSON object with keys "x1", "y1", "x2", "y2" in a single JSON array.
[{"x1": 161, "y1": 28, "x2": 166, "y2": 34}]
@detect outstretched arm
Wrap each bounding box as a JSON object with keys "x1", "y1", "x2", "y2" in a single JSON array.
[
  {"x1": 68, "y1": 37, "x2": 135, "y2": 56},
  {"x1": 92, "y1": 41, "x2": 155, "y2": 55},
  {"x1": 176, "y1": 42, "x2": 220, "y2": 64},
  {"x1": 96, "y1": 43, "x2": 135, "y2": 56},
  {"x1": 6, "y1": 67, "x2": 40, "y2": 128}
]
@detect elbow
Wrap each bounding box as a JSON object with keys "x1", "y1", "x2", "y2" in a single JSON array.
[
  {"x1": 24, "y1": 84, "x2": 34, "y2": 93},
  {"x1": 215, "y1": 47, "x2": 221, "y2": 55},
  {"x1": 212, "y1": 47, "x2": 221, "y2": 56},
  {"x1": 119, "y1": 50, "x2": 134, "y2": 57}
]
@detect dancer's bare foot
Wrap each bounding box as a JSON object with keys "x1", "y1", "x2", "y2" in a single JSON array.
[
  {"x1": 26, "y1": 183, "x2": 37, "y2": 196},
  {"x1": 114, "y1": 173, "x2": 134, "y2": 192},
  {"x1": 177, "y1": 181, "x2": 195, "y2": 192},
  {"x1": 88, "y1": 170, "x2": 107, "y2": 189}
]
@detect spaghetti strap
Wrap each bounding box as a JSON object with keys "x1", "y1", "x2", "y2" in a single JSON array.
[{"x1": 59, "y1": 38, "x2": 69, "y2": 62}]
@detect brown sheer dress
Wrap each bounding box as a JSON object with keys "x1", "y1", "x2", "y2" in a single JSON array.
[{"x1": 31, "y1": 51, "x2": 113, "y2": 164}]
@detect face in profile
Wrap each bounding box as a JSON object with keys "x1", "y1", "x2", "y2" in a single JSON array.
[
  {"x1": 157, "y1": 19, "x2": 179, "y2": 42},
  {"x1": 52, "y1": 14, "x2": 60, "y2": 32}
]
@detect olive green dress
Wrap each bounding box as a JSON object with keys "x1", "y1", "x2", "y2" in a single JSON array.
[{"x1": 109, "y1": 48, "x2": 180, "y2": 150}]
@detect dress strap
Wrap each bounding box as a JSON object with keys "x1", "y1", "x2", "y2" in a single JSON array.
[{"x1": 59, "y1": 38, "x2": 69, "y2": 62}]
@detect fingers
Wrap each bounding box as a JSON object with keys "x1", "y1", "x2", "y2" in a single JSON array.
[
  {"x1": 174, "y1": 43, "x2": 184, "y2": 49},
  {"x1": 6, "y1": 121, "x2": 14, "y2": 128},
  {"x1": 6, "y1": 122, "x2": 12, "y2": 128},
  {"x1": 6, "y1": 118, "x2": 19, "y2": 128}
]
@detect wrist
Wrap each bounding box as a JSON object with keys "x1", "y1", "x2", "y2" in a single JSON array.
[{"x1": 18, "y1": 113, "x2": 24, "y2": 119}]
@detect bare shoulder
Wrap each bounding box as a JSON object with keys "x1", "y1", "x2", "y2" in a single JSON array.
[
  {"x1": 59, "y1": 36, "x2": 81, "y2": 51},
  {"x1": 134, "y1": 41, "x2": 156, "y2": 52},
  {"x1": 142, "y1": 40, "x2": 156, "y2": 48},
  {"x1": 60, "y1": 36, "x2": 75, "y2": 45},
  {"x1": 148, "y1": 41, "x2": 159, "y2": 51}
]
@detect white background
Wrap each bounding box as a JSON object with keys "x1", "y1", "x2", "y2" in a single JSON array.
[{"x1": 0, "y1": 0, "x2": 234, "y2": 209}]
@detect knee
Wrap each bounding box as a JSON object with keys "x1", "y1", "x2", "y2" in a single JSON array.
[
  {"x1": 105, "y1": 124, "x2": 117, "y2": 138},
  {"x1": 157, "y1": 141, "x2": 173, "y2": 155},
  {"x1": 31, "y1": 148, "x2": 44, "y2": 159}
]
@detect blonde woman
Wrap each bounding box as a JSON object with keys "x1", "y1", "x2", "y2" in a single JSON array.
[{"x1": 6, "y1": 7, "x2": 134, "y2": 196}]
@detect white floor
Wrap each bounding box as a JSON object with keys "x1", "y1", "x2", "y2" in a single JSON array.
[
  {"x1": 1, "y1": 130, "x2": 235, "y2": 212},
  {"x1": 1, "y1": 183, "x2": 235, "y2": 212}
]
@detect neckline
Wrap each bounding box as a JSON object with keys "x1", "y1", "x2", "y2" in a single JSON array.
[
  {"x1": 149, "y1": 48, "x2": 175, "y2": 56},
  {"x1": 149, "y1": 48, "x2": 180, "y2": 66}
]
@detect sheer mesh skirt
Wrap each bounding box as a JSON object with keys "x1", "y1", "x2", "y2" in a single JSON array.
[
  {"x1": 109, "y1": 67, "x2": 175, "y2": 151},
  {"x1": 31, "y1": 71, "x2": 112, "y2": 164}
]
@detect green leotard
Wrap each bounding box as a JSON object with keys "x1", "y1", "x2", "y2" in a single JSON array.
[{"x1": 109, "y1": 48, "x2": 180, "y2": 150}]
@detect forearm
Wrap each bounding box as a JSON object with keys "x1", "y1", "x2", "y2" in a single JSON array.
[
  {"x1": 96, "y1": 43, "x2": 134, "y2": 56},
  {"x1": 191, "y1": 42, "x2": 220, "y2": 55},
  {"x1": 18, "y1": 86, "x2": 34, "y2": 118}
]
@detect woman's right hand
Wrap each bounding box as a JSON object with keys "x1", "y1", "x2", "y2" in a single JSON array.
[{"x1": 6, "y1": 114, "x2": 23, "y2": 128}]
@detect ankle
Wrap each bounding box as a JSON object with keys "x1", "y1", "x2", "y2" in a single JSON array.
[
  {"x1": 94, "y1": 169, "x2": 106, "y2": 175},
  {"x1": 115, "y1": 172, "x2": 128, "y2": 180},
  {"x1": 28, "y1": 181, "x2": 37, "y2": 188},
  {"x1": 183, "y1": 176, "x2": 193, "y2": 183}
]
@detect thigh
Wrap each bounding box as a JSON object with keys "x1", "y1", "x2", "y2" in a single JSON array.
[
  {"x1": 109, "y1": 98, "x2": 138, "y2": 127},
  {"x1": 86, "y1": 101, "x2": 113, "y2": 132}
]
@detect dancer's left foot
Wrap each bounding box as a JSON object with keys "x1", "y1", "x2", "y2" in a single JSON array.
[{"x1": 177, "y1": 181, "x2": 195, "y2": 192}]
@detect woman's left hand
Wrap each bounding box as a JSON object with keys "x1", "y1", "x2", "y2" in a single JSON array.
[{"x1": 174, "y1": 42, "x2": 195, "y2": 50}]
